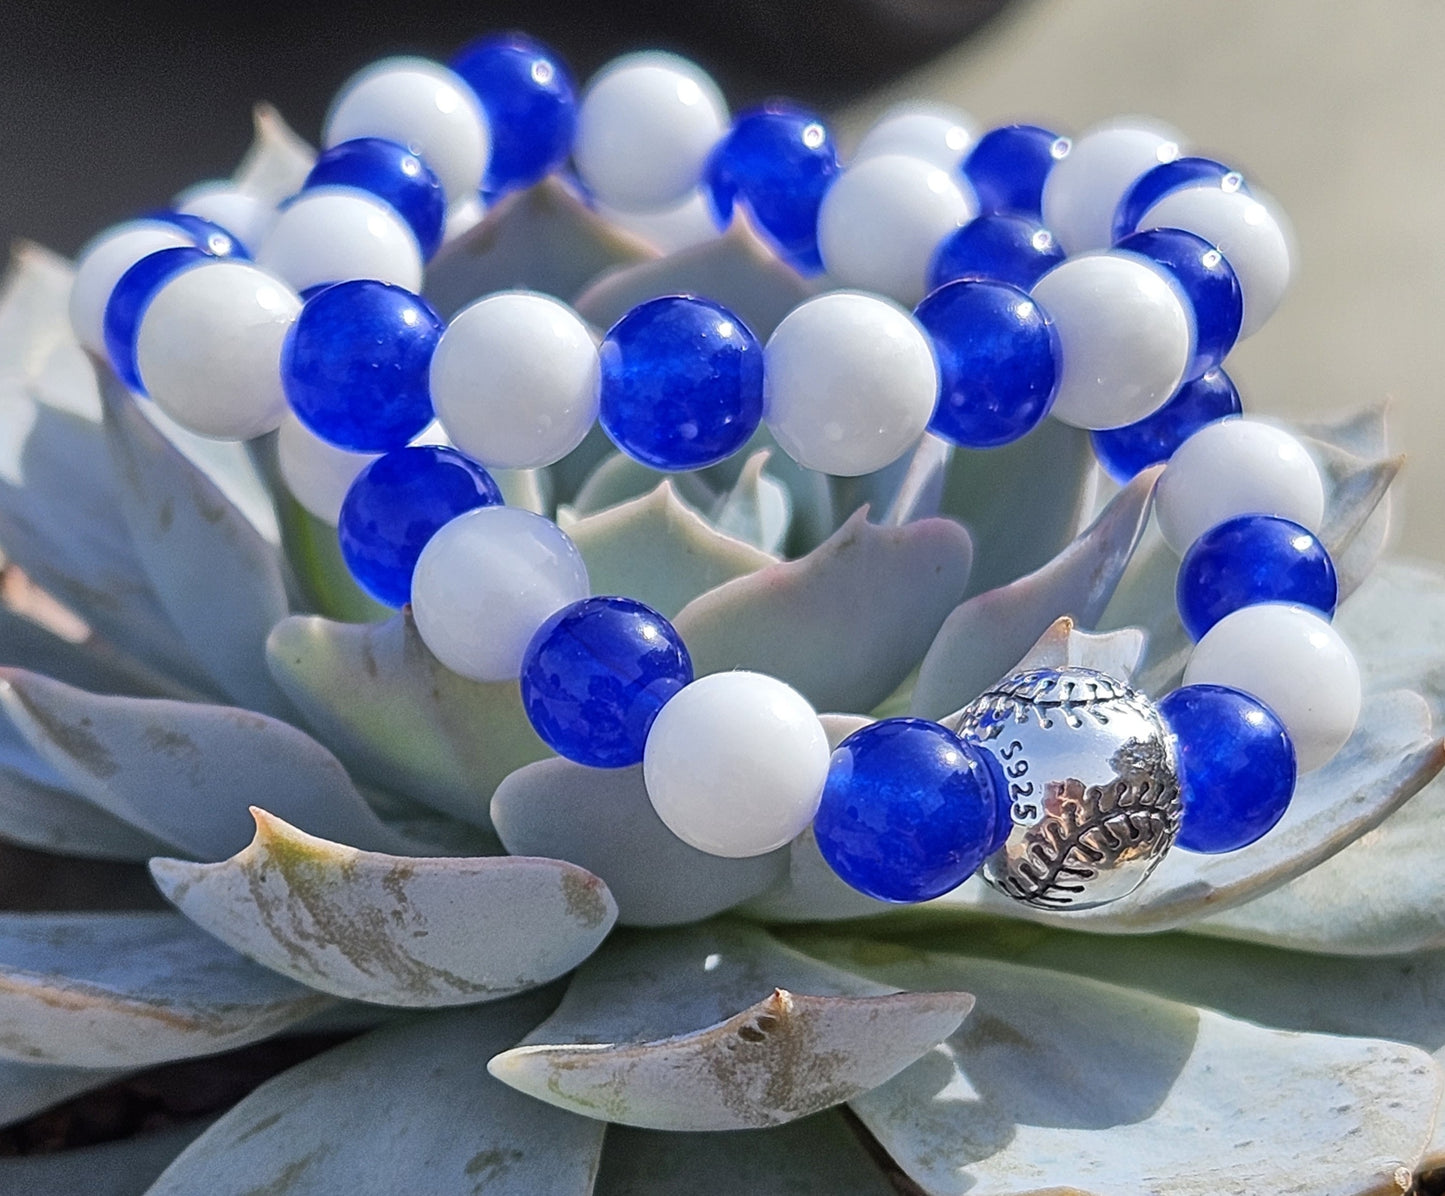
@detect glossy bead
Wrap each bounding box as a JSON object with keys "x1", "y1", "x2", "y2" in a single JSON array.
[
  {"x1": 574, "y1": 52, "x2": 729, "y2": 211},
  {"x1": 643, "y1": 670, "x2": 829, "y2": 858},
  {"x1": 1116, "y1": 227, "x2": 1242, "y2": 382},
  {"x1": 338, "y1": 445, "x2": 503, "y2": 608},
  {"x1": 521, "y1": 596, "x2": 693, "y2": 768},
  {"x1": 303, "y1": 138, "x2": 445, "y2": 261},
  {"x1": 1183, "y1": 603, "x2": 1360, "y2": 772},
  {"x1": 814, "y1": 718, "x2": 1002, "y2": 903},
  {"x1": 411, "y1": 506, "x2": 590, "y2": 682},
  {"x1": 962, "y1": 123, "x2": 1063, "y2": 218},
  {"x1": 282, "y1": 280, "x2": 442, "y2": 452},
  {"x1": 276, "y1": 413, "x2": 378, "y2": 525},
  {"x1": 1154, "y1": 417, "x2": 1325, "y2": 555},
  {"x1": 916, "y1": 279, "x2": 1060, "y2": 449},
  {"x1": 599, "y1": 296, "x2": 763, "y2": 471},
  {"x1": 257, "y1": 189, "x2": 423, "y2": 293},
  {"x1": 324, "y1": 57, "x2": 490, "y2": 203},
  {"x1": 69, "y1": 220, "x2": 199, "y2": 354},
  {"x1": 852, "y1": 103, "x2": 976, "y2": 172},
  {"x1": 1161, "y1": 684, "x2": 1296, "y2": 853},
  {"x1": 1112, "y1": 156, "x2": 1242, "y2": 242},
  {"x1": 431, "y1": 291, "x2": 599, "y2": 470},
  {"x1": 817, "y1": 153, "x2": 976, "y2": 305},
  {"x1": 1041, "y1": 119, "x2": 1182, "y2": 253},
  {"x1": 1177, "y1": 514, "x2": 1337, "y2": 640},
  {"x1": 134, "y1": 259, "x2": 301, "y2": 440},
  {"x1": 1090, "y1": 367, "x2": 1242, "y2": 483},
  {"x1": 927, "y1": 213, "x2": 1065, "y2": 292},
  {"x1": 763, "y1": 291, "x2": 936, "y2": 475},
  {"x1": 142, "y1": 211, "x2": 249, "y2": 260},
  {"x1": 705, "y1": 102, "x2": 840, "y2": 274},
  {"x1": 175, "y1": 183, "x2": 276, "y2": 254},
  {"x1": 450, "y1": 32, "x2": 577, "y2": 194},
  {"x1": 1031, "y1": 252, "x2": 1191, "y2": 429},
  {"x1": 103, "y1": 246, "x2": 210, "y2": 391}
]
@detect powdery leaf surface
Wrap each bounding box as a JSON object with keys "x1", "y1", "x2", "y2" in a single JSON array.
[
  {"x1": 0, "y1": 1057, "x2": 130, "y2": 1128},
  {"x1": 708, "y1": 449, "x2": 792, "y2": 555},
  {"x1": 231, "y1": 103, "x2": 314, "y2": 205},
  {"x1": 0, "y1": 1121, "x2": 214, "y2": 1196}
]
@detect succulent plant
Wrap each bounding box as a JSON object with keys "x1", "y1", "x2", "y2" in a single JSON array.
[{"x1": 0, "y1": 103, "x2": 1443, "y2": 1196}]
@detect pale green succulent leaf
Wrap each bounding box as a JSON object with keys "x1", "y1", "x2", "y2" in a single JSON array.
[
  {"x1": 492, "y1": 464, "x2": 550, "y2": 514},
  {"x1": 231, "y1": 102, "x2": 314, "y2": 205},
  {"x1": 0, "y1": 1058, "x2": 131, "y2": 1129},
  {"x1": 0, "y1": 1120, "x2": 213, "y2": 1196},
  {"x1": 1006, "y1": 614, "x2": 1146, "y2": 682},
  {"x1": 0, "y1": 240, "x2": 74, "y2": 379},
  {"x1": 1307, "y1": 437, "x2": 1400, "y2": 601},
  {"x1": 707, "y1": 448, "x2": 792, "y2": 554},
  {"x1": 881, "y1": 432, "x2": 954, "y2": 526},
  {"x1": 0, "y1": 765, "x2": 172, "y2": 861},
  {"x1": 567, "y1": 449, "x2": 717, "y2": 516}
]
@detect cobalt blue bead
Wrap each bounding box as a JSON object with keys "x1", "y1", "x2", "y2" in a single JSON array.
[
  {"x1": 705, "y1": 103, "x2": 840, "y2": 274},
  {"x1": 143, "y1": 210, "x2": 250, "y2": 259},
  {"x1": 915, "y1": 279, "x2": 1060, "y2": 448},
  {"x1": 1176, "y1": 514, "x2": 1338, "y2": 641},
  {"x1": 303, "y1": 138, "x2": 446, "y2": 260},
  {"x1": 521, "y1": 596, "x2": 693, "y2": 768},
  {"x1": 103, "y1": 246, "x2": 211, "y2": 392},
  {"x1": 1112, "y1": 156, "x2": 1242, "y2": 242},
  {"x1": 928, "y1": 213, "x2": 1065, "y2": 292},
  {"x1": 1090, "y1": 368, "x2": 1242, "y2": 483},
  {"x1": 1161, "y1": 684, "x2": 1296, "y2": 853},
  {"x1": 1117, "y1": 227, "x2": 1243, "y2": 381},
  {"x1": 962, "y1": 124, "x2": 1063, "y2": 218},
  {"x1": 282, "y1": 280, "x2": 443, "y2": 452},
  {"x1": 338, "y1": 445, "x2": 504, "y2": 608},
  {"x1": 452, "y1": 33, "x2": 577, "y2": 195},
  {"x1": 599, "y1": 296, "x2": 764, "y2": 471},
  {"x1": 814, "y1": 718, "x2": 1002, "y2": 903}
]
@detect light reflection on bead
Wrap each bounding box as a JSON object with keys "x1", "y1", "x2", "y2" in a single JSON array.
[
  {"x1": 257, "y1": 188, "x2": 423, "y2": 293},
  {"x1": 962, "y1": 123, "x2": 1062, "y2": 219},
  {"x1": 303, "y1": 138, "x2": 446, "y2": 261},
  {"x1": 1090, "y1": 368, "x2": 1242, "y2": 483},
  {"x1": 852, "y1": 103, "x2": 976, "y2": 172},
  {"x1": 69, "y1": 221, "x2": 203, "y2": 354},
  {"x1": 1041, "y1": 119, "x2": 1182, "y2": 253},
  {"x1": 175, "y1": 183, "x2": 276, "y2": 255},
  {"x1": 1112, "y1": 156, "x2": 1242, "y2": 242},
  {"x1": 928, "y1": 213, "x2": 1065, "y2": 292}
]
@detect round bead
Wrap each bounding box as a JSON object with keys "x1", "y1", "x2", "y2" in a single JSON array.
[
  {"x1": 915, "y1": 279, "x2": 1060, "y2": 449},
  {"x1": 1031, "y1": 252, "x2": 1191, "y2": 429},
  {"x1": 574, "y1": 52, "x2": 729, "y2": 211},
  {"x1": 1177, "y1": 514, "x2": 1337, "y2": 641},
  {"x1": 1160, "y1": 684, "x2": 1296, "y2": 853},
  {"x1": 763, "y1": 291, "x2": 936, "y2": 475},
  {"x1": 324, "y1": 57, "x2": 490, "y2": 203},
  {"x1": 411, "y1": 506, "x2": 590, "y2": 682},
  {"x1": 852, "y1": 103, "x2": 976, "y2": 172},
  {"x1": 175, "y1": 183, "x2": 276, "y2": 254},
  {"x1": 134, "y1": 259, "x2": 301, "y2": 440},
  {"x1": 339, "y1": 445, "x2": 504, "y2": 608},
  {"x1": 1112, "y1": 156, "x2": 1242, "y2": 242},
  {"x1": 817, "y1": 153, "x2": 976, "y2": 305},
  {"x1": 303, "y1": 138, "x2": 446, "y2": 261},
  {"x1": 521, "y1": 596, "x2": 694, "y2": 769},
  {"x1": 643, "y1": 670, "x2": 829, "y2": 858},
  {"x1": 1090, "y1": 367, "x2": 1242, "y2": 484},
  {"x1": 1154, "y1": 417, "x2": 1325, "y2": 555},
  {"x1": 599, "y1": 296, "x2": 763, "y2": 471},
  {"x1": 927, "y1": 213, "x2": 1065, "y2": 292},
  {"x1": 282, "y1": 280, "x2": 442, "y2": 453},
  {"x1": 276, "y1": 413, "x2": 379, "y2": 525},
  {"x1": 69, "y1": 220, "x2": 198, "y2": 354},
  {"x1": 431, "y1": 291, "x2": 599, "y2": 470},
  {"x1": 963, "y1": 123, "x2": 1063, "y2": 218},
  {"x1": 450, "y1": 33, "x2": 577, "y2": 194},
  {"x1": 813, "y1": 718, "x2": 1003, "y2": 903},
  {"x1": 142, "y1": 211, "x2": 249, "y2": 260},
  {"x1": 1183, "y1": 603, "x2": 1361, "y2": 773},
  {"x1": 1041, "y1": 120, "x2": 1181, "y2": 253},
  {"x1": 257, "y1": 188, "x2": 423, "y2": 293},
  {"x1": 1139, "y1": 184, "x2": 1294, "y2": 338},
  {"x1": 103, "y1": 246, "x2": 211, "y2": 391}
]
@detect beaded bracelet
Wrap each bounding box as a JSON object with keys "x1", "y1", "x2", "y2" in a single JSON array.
[{"x1": 65, "y1": 31, "x2": 1359, "y2": 914}]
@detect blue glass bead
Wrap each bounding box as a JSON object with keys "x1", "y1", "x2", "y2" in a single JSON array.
[
  {"x1": 143, "y1": 210, "x2": 250, "y2": 259},
  {"x1": 1160, "y1": 684, "x2": 1296, "y2": 853},
  {"x1": 451, "y1": 33, "x2": 577, "y2": 195},
  {"x1": 962, "y1": 124, "x2": 1063, "y2": 218},
  {"x1": 705, "y1": 103, "x2": 841, "y2": 275},
  {"x1": 1117, "y1": 227, "x2": 1242, "y2": 381},
  {"x1": 1112, "y1": 156, "x2": 1242, "y2": 242},
  {"x1": 1090, "y1": 368, "x2": 1242, "y2": 483},
  {"x1": 103, "y1": 246, "x2": 211, "y2": 392},
  {"x1": 814, "y1": 718, "x2": 1002, "y2": 903},
  {"x1": 599, "y1": 296, "x2": 764, "y2": 471},
  {"x1": 1176, "y1": 514, "x2": 1338, "y2": 641},
  {"x1": 338, "y1": 445, "x2": 503, "y2": 608},
  {"x1": 282, "y1": 280, "x2": 443, "y2": 452},
  {"x1": 915, "y1": 279, "x2": 1060, "y2": 448},
  {"x1": 928, "y1": 213, "x2": 1065, "y2": 292},
  {"x1": 521, "y1": 596, "x2": 693, "y2": 768},
  {"x1": 303, "y1": 138, "x2": 446, "y2": 261}
]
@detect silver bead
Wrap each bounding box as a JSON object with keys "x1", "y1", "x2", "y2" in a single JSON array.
[{"x1": 950, "y1": 667, "x2": 1181, "y2": 911}]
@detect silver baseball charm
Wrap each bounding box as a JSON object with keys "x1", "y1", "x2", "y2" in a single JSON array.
[{"x1": 950, "y1": 667, "x2": 1181, "y2": 911}]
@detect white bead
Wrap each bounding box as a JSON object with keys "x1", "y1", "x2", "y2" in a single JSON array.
[
  {"x1": 817, "y1": 153, "x2": 976, "y2": 305},
  {"x1": 643, "y1": 671, "x2": 830, "y2": 858},
  {"x1": 1184, "y1": 603, "x2": 1361, "y2": 772},
  {"x1": 411, "y1": 507, "x2": 590, "y2": 682},
  {"x1": 1140, "y1": 185, "x2": 1294, "y2": 339},
  {"x1": 324, "y1": 56, "x2": 490, "y2": 203},
  {"x1": 256, "y1": 188, "x2": 422, "y2": 293},
  {"x1": 68, "y1": 221, "x2": 194, "y2": 355},
  {"x1": 276, "y1": 413, "x2": 378, "y2": 525},
  {"x1": 1031, "y1": 252, "x2": 1191, "y2": 430},
  {"x1": 852, "y1": 102, "x2": 977, "y2": 172},
  {"x1": 764, "y1": 291, "x2": 937, "y2": 476},
  {"x1": 174, "y1": 182, "x2": 276, "y2": 252},
  {"x1": 1154, "y1": 417, "x2": 1325, "y2": 555},
  {"x1": 135, "y1": 260, "x2": 300, "y2": 441},
  {"x1": 573, "y1": 51, "x2": 729, "y2": 212},
  {"x1": 1041, "y1": 119, "x2": 1182, "y2": 253},
  {"x1": 431, "y1": 292, "x2": 599, "y2": 471}
]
